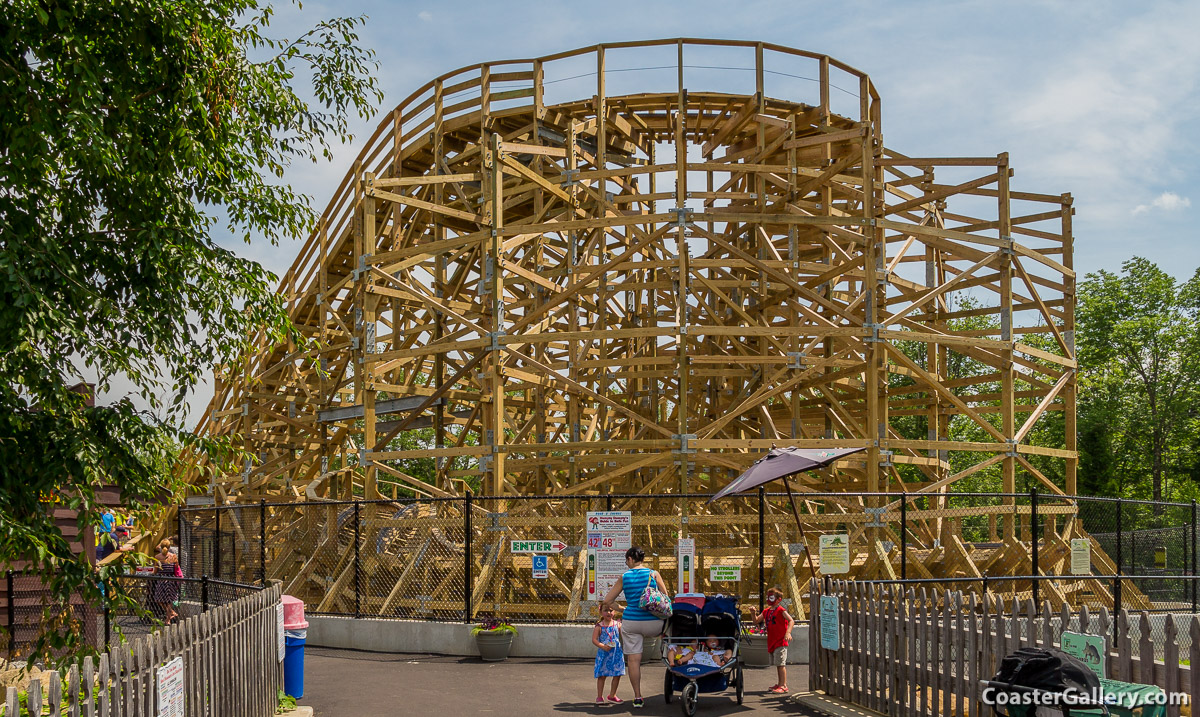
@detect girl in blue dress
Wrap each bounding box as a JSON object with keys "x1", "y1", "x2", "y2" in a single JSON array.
[{"x1": 592, "y1": 603, "x2": 626, "y2": 704}]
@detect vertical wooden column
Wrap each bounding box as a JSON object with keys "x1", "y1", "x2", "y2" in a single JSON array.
[
  {"x1": 861, "y1": 75, "x2": 883, "y2": 496},
  {"x1": 675, "y1": 40, "x2": 691, "y2": 495},
  {"x1": 484, "y1": 132, "x2": 506, "y2": 498},
  {"x1": 532, "y1": 60, "x2": 547, "y2": 494},
  {"x1": 317, "y1": 216, "x2": 333, "y2": 498},
  {"x1": 819, "y1": 56, "x2": 834, "y2": 443},
  {"x1": 1061, "y1": 194, "x2": 1077, "y2": 495},
  {"x1": 432, "y1": 78, "x2": 448, "y2": 491},
  {"x1": 998, "y1": 153, "x2": 1016, "y2": 536},
  {"x1": 566, "y1": 119, "x2": 580, "y2": 489},
  {"x1": 360, "y1": 170, "x2": 378, "y2": 499}
]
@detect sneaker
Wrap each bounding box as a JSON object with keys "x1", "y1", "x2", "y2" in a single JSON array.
[
  {"x1": 632, "y1": 698, "x2": 644, "y2": 708},
  {"x1": 606, "y1": 696, "x2": 623, "y2": 704}
]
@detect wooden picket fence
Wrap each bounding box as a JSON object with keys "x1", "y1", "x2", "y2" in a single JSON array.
[
  {"x1": 3, "y1": 582, "x2": 282, "y2": 717},
  {"x1": 810, "y1": 580, "x2": 1200, "y2": 717}
]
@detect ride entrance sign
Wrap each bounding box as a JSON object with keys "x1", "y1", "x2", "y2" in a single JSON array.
[{"x1": 510, "y1": 539, "x2": 567, "y2": 554}]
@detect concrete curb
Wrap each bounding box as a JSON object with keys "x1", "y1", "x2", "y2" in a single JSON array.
[{"x1": 306, "y1": 616, "x2": 809, "y2": 663}]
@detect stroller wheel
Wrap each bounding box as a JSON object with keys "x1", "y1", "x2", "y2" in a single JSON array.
[
  {"x1": 664, "y1": 669, "x2": 673, "y2": 703},
  {"x1": 735, "y1": 664, "x2": 744, "y2": 705},
  {"x1": 680, "y1": 681, "x2": 698, "y2": 717}
]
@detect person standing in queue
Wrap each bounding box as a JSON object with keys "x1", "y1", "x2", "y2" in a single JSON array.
[{"x1": 601, "y1": 546, "x2": 669, "y2": 708}]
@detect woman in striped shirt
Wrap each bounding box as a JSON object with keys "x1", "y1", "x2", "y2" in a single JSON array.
[{"x1": 602, "y1": 546, "x2": 669, "y2": 708}]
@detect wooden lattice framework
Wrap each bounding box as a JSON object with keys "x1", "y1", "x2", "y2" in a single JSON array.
[{"x1": 182, "y1": 40, "x2": 1127, "y2": 616}]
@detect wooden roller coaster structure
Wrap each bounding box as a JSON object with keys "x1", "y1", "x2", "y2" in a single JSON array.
[{"x1": 181, "y1": 39, "x2": 1143, "y2": 620}]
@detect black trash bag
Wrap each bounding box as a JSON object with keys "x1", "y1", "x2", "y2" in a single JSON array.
[{"x1": 992, "y1": 646, "x2": 1100, "y2": 695}]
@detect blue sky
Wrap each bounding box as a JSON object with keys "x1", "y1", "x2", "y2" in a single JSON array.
[
  {"x1": 248, "y1": 0, "x2": 1200, "y2": 284},
  {"x1": 93, "y1": 0, "x2": 1200, "y2": 421}
]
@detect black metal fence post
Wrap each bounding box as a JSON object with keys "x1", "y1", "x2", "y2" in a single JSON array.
[
  {"x1": 1114, "y1": 497, "x2": 1123, "y2": 626},
  {"x1": 901, "y1": 497, "x2": 908, "y2": 581},
  {"x1": 6, "y1": 569, "x2": 13, "y2": 659},
  {"x1": 214, "y1": 506, "x2": 222, "y2": 581},
  {"x1": 201, "y1": 574, "x2": 209, "y2": 613},
  {"x1": 758, "y1": 487, "x2": 765, "y2": 613},
  {"x1": 1030, "y1": 488, "x2": 1039, "y2": 606},
  {"x1": 260, "y1": 499, "x2": 267, "y2": 586},
  {"x1": 606, "y1": 494, "x2": 613, "y2": 512},
  {"x1": 1112, "y1": 574, "x2": 1121, "y2": 646},
  {"x1": 1192, "y1": 499, "x2": 1198, "y2": 613},
  {"x1": 464, "y1": 491, "x2": 473, "y2": 623},
  {"x1": 353, "y1": 500, "x2": 362, "y2": 619}
]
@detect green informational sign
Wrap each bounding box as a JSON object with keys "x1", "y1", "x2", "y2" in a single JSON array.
[
  {"x1": 819, "y1": 534, "x2": 850, "y2": 574},
  {"x1": 1061, "y1": 631, "x2": 1105, "y2": 678},
  {"x1": 820, "y1": 595, "x2": 840, "y2": 650}
]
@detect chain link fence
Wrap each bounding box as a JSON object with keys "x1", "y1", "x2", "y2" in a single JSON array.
[{"x1": 179, "y1": 492, "x2": 1199, "y2": 633}]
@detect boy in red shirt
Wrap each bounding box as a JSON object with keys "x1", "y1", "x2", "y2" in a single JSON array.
[{"x1": 754, "y1": 586, "x2": 795, "y2": 694}]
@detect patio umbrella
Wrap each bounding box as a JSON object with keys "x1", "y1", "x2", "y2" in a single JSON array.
[{"x1": 707, "y1": 446, "x2": 867, "y2": 592}]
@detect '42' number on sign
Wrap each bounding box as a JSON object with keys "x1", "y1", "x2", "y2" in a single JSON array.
[{"x1": 588, "y1": 535, "x2": 618, "y2": 549}]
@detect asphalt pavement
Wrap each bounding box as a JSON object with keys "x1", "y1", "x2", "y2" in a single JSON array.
[{"x1": 301, "y1": 647, "x2": 820, "y2": 716}]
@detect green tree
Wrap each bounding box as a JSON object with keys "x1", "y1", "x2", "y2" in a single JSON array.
[
  {"x1": 1076, "y1": 258, "x2": 1200, "y2": 507},
  {"x1": 0, "y1": 0, "x2": 380, "y2": 661}
]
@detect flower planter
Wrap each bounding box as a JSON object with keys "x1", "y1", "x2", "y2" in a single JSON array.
[
  {"x1": 740, "y1": 635, "x2": 771, "y2": 667},
  {"x1": 475, "y1": 630, "x2": 515, "y2": 661}
]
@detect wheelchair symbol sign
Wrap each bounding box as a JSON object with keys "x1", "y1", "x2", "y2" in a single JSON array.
[{"x1": 532, "y1": 555, "x2": 548, "y2": 578}]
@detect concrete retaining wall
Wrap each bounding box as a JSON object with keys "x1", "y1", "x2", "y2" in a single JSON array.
[{"x1": 306, "y1": 616, "x2": 809, "y2": 664}]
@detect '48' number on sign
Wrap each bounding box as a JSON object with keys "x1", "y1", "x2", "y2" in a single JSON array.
[{"x1": 588, "y1": 534, "x2": 618, "y2": 549}]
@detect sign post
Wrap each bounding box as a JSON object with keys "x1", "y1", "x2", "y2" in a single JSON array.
[
  {"x1": 677, "y1": 538, "x2": 695, "y2": 593},
  {"x1": 820, "y1": 595, "x2": 840, "y2": 650},
  {"x1": 709, "y1": 565, "x2": 741, "y2": 583},
  {"x1": 819, "y1": 534, "x2": 850, "y2": 574},
  {"x1": 156, "y1": 656, "x2": 185, "y2": 717},
  {"x1": 586, "y1": 511, "x2": 632, "y2": 600}
]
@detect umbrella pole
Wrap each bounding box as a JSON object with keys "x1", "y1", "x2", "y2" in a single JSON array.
[{"x1": 783, "y1": 478, "x2": 819, "y2": 598}]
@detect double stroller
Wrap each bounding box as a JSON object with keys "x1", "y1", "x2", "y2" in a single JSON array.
[{"x1": 660, "y1": 594, "x2": 743, "y2": 716}]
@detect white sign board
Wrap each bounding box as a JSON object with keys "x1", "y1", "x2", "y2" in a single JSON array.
[
  {"x1": 709, "y1": 565, "x2": 741, "y2": 582},
  {"x1": 156, "y1": 656, "x2": 185, "y2": 717},
  {"x1": 276, "y1": 603, "x2": 285, "y2": 661},
  {"x1": 1070, "y1": 539, "x2": 1091, "y2": 575},
  {"x1": 511, "y1": 539, "x2": 568, "y2": 554},
  {"x1": 532, "y1": 555, "x2": 548, "y2": 578},
  {"x1": 586, "y1": 511, "x2": 632, "y2": 600},
  {"x1": 677, "y1": 538, "x2": 695, "y2": 593},
  {"x1": 819, "y1": 534, "x2": 851, "y2": 574}
]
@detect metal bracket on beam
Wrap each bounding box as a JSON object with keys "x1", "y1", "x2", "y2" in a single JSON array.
[
  {"x1": 486, "y1": 512, "x2": 507, "y2": 532},
  {"x1": 1000, "y1": 235, "x2": 1016, "y2": 256},
  {"x1": 788, "y1": 543, "x2": 807, "y2": 556},
  {"x1": 351, "y1": 254, "x2": 373, "y2": 282},
  {"x1": 879, "y1": 450, "x2": 894, "y2": 468},
  {"x1": 670, "y1": 207, "x2": 694, "y2": 228},
  {"x1": 487, "y1": 330, "x2": 505, "y2": 352},
  {"x1": 560, "y1": 169, "x2": 580, "y2": 187},
  {"x1": 672, "y1": 433, "x2": 698, "y2": 455},
  {"x1": 864, "y1": 323, "x2": 884, "y2": 343},
  {"x1": 864, "y1": 507, "x2": 888, "y2": 528},
  {"x1": 787, "y1": 351, "x2": 806, "y2": 369},
  {"x1": 1006, "y1": 439, "x2": 1020, "y2": 457},
  {"x1": 358, "y1": 448, "x2": 372, "y2": 467}
]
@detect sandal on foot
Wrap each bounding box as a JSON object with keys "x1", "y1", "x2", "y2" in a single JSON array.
[
  {"x1": 606, "y1": 696, "x2": 623, "y2": 704},
  {"x1": 767, "y1": 684, "x2": 780, "y2": 691},
  {"x1": 632, "y1": 698, "x2": 645, "y2": 708},
  {"x1": 770, "y1": 686, "x2": 789, "y2": 694}
]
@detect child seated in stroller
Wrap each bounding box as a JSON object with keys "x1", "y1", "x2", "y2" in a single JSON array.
[
  {"x1": 668, "y1": 638, "x2": 699, "y2": 666},
  {"x1": 694, "y1": 633, "x2": 734, "y2": 667}
]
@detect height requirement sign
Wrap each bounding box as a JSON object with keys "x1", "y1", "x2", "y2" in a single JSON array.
[{"x1": 586, "y1": 511, "x2": 631, "y2": 600}]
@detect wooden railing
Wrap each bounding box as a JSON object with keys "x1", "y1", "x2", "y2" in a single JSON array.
[
  {"x1": 810, "y1": 580, "x2": 1200, "y2": 717},
  {"x1": 3, "y1": 582, "x2": 282, "y2": 717}
]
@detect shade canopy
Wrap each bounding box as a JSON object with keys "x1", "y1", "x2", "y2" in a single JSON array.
[{"x1": 707, "y1": 446, "x2": 867, "y2": 502}]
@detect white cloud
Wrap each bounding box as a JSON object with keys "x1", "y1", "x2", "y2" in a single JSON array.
[
  {"x1": 418, "y1": 11, "x2": 432, "y2": 22},
  {"x1": 1133, "y1": 191, "x2": 1192, "y2": 215}
]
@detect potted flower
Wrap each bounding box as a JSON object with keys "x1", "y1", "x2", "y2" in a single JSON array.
[
  {"x1": 471, "y1": 617, "x2": 518, "y2": 661},
  {"x1": 741, "y1": 624, "x2": 771, "y2": 667}
]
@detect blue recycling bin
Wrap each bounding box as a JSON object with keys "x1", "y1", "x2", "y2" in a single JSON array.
[{"x1": 283, "y1": 630, "x2": 306, "y2": 698}]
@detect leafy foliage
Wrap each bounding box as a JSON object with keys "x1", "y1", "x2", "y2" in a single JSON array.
[{"x1": 0, "y1": 0, "x2": 380, "y2": 663}]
